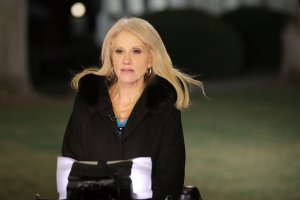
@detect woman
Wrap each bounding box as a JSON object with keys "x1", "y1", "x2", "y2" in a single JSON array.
[{"x1": 62, "y1": 17, "x2": 203, "y2": 199}]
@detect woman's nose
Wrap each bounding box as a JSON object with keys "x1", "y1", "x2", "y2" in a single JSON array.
[{"x1": 123, "y1": 52, "x2": 131, "y2": 64}]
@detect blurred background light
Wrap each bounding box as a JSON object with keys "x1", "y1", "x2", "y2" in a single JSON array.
[{"x1": 71, "y1": 2, "x2": 86, "y2": 18}]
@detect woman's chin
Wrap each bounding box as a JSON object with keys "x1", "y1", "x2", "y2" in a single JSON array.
[{"x1": 117, "y1": 77, "x2": 144, "y2": 85}]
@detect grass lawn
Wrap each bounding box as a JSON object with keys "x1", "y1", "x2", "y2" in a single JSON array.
[{"x1": 0, "y1": 79, "x2": 299, "y2": 200}]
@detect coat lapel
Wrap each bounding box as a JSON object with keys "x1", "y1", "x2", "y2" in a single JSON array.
[
  {"x1": 78, "y1": 74, "x2": 120, "y2": 138},
  {"x1": 97, "y1": 95, "x2": 121, "y2": 138},
  {"x1": 120, "y1": 95, "x2": 149, "y2": 142}
]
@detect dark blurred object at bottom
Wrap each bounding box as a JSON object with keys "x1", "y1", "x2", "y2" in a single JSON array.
[
  {"x1": 67, "y1": 161, "x2": 133, "y2": 200},
  {"x1": 180, "y1": 186, "x2": 203, "y2": 200},
  {"x1": 36, "y1": 185, "x2": 203, "y2": 200}
]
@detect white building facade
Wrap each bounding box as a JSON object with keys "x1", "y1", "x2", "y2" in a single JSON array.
[{"x1": 95, "y1": 0, "x2": 298, "y2": 44}]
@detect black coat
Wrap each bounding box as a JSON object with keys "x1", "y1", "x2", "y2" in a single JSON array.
[{"x1": 62, "y1": 74, "x2": 185, "y2": 199}]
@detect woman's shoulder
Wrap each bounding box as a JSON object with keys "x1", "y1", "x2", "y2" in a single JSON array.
[
  {"x1": 144, "y1": 76, "x2": 178, "y2": 113},
  {"x1": 78, "y1": 74, "x2": 106, "y2": 90},
  {"x1": 76, "y1": 74, "x2": 108, "y2": 107}
]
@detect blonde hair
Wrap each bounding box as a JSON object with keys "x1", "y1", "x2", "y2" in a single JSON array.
[{"x1": 71, "y1": 17, "x2": 203, "y2": 110}]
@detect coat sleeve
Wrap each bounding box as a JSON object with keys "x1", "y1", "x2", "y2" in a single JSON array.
[
  {"x1": 61, "y1": 94, "x2": 85, "y2": 160},
  {"x1": 152, "y1": 108, "x2": 186, "y2": 200}
]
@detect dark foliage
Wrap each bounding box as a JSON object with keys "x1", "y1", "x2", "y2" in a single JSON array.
[
  {"x1": 142, "y1": 9, "x2": 245, "y2": 79},
  {"x1": 221, "y1": 7, "x2": 290, "y2": 72}
]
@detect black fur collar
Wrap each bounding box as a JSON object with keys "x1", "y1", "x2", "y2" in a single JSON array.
[{"x1": 78, "y1": 74, "x2": 177, "y2": 112}]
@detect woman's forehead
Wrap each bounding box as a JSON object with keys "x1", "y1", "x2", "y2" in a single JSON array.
[{"x1": 112, "y1": 31, "x2": 148, "y2": 48}]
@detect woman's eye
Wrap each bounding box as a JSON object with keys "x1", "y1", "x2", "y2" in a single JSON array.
[
  {"x1": 133, "y1": 49, "x2": 142, "y2": 54},
  {"x1": 115, "y1": 49, "x2": 123, "y2": 54}
]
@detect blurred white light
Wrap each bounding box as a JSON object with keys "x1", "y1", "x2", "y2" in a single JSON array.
[{"x1": 71, "y1": 2, "x2": 86, "y2": 18}]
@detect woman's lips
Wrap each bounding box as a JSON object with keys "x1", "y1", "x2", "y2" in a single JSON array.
[{"x1": 121, "y1": 68, "x2": 134, "y2": 72}]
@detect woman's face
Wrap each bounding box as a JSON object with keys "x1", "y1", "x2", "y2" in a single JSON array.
[{"x1": 111, "y1": 31, "x2": 152, "y2": 85}]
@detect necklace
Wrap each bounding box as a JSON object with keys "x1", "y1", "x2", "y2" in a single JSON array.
[
  {"x1": 110, "y1": 84, "x2": 144, "y2": 122},
  {"x1": 113, "y1": 99, "x2": 138, "y2": 121}
]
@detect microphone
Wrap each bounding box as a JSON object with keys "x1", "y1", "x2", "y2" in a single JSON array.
[{"x1": 108, "y1": 114, "x2": 116, "y2": 121}]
